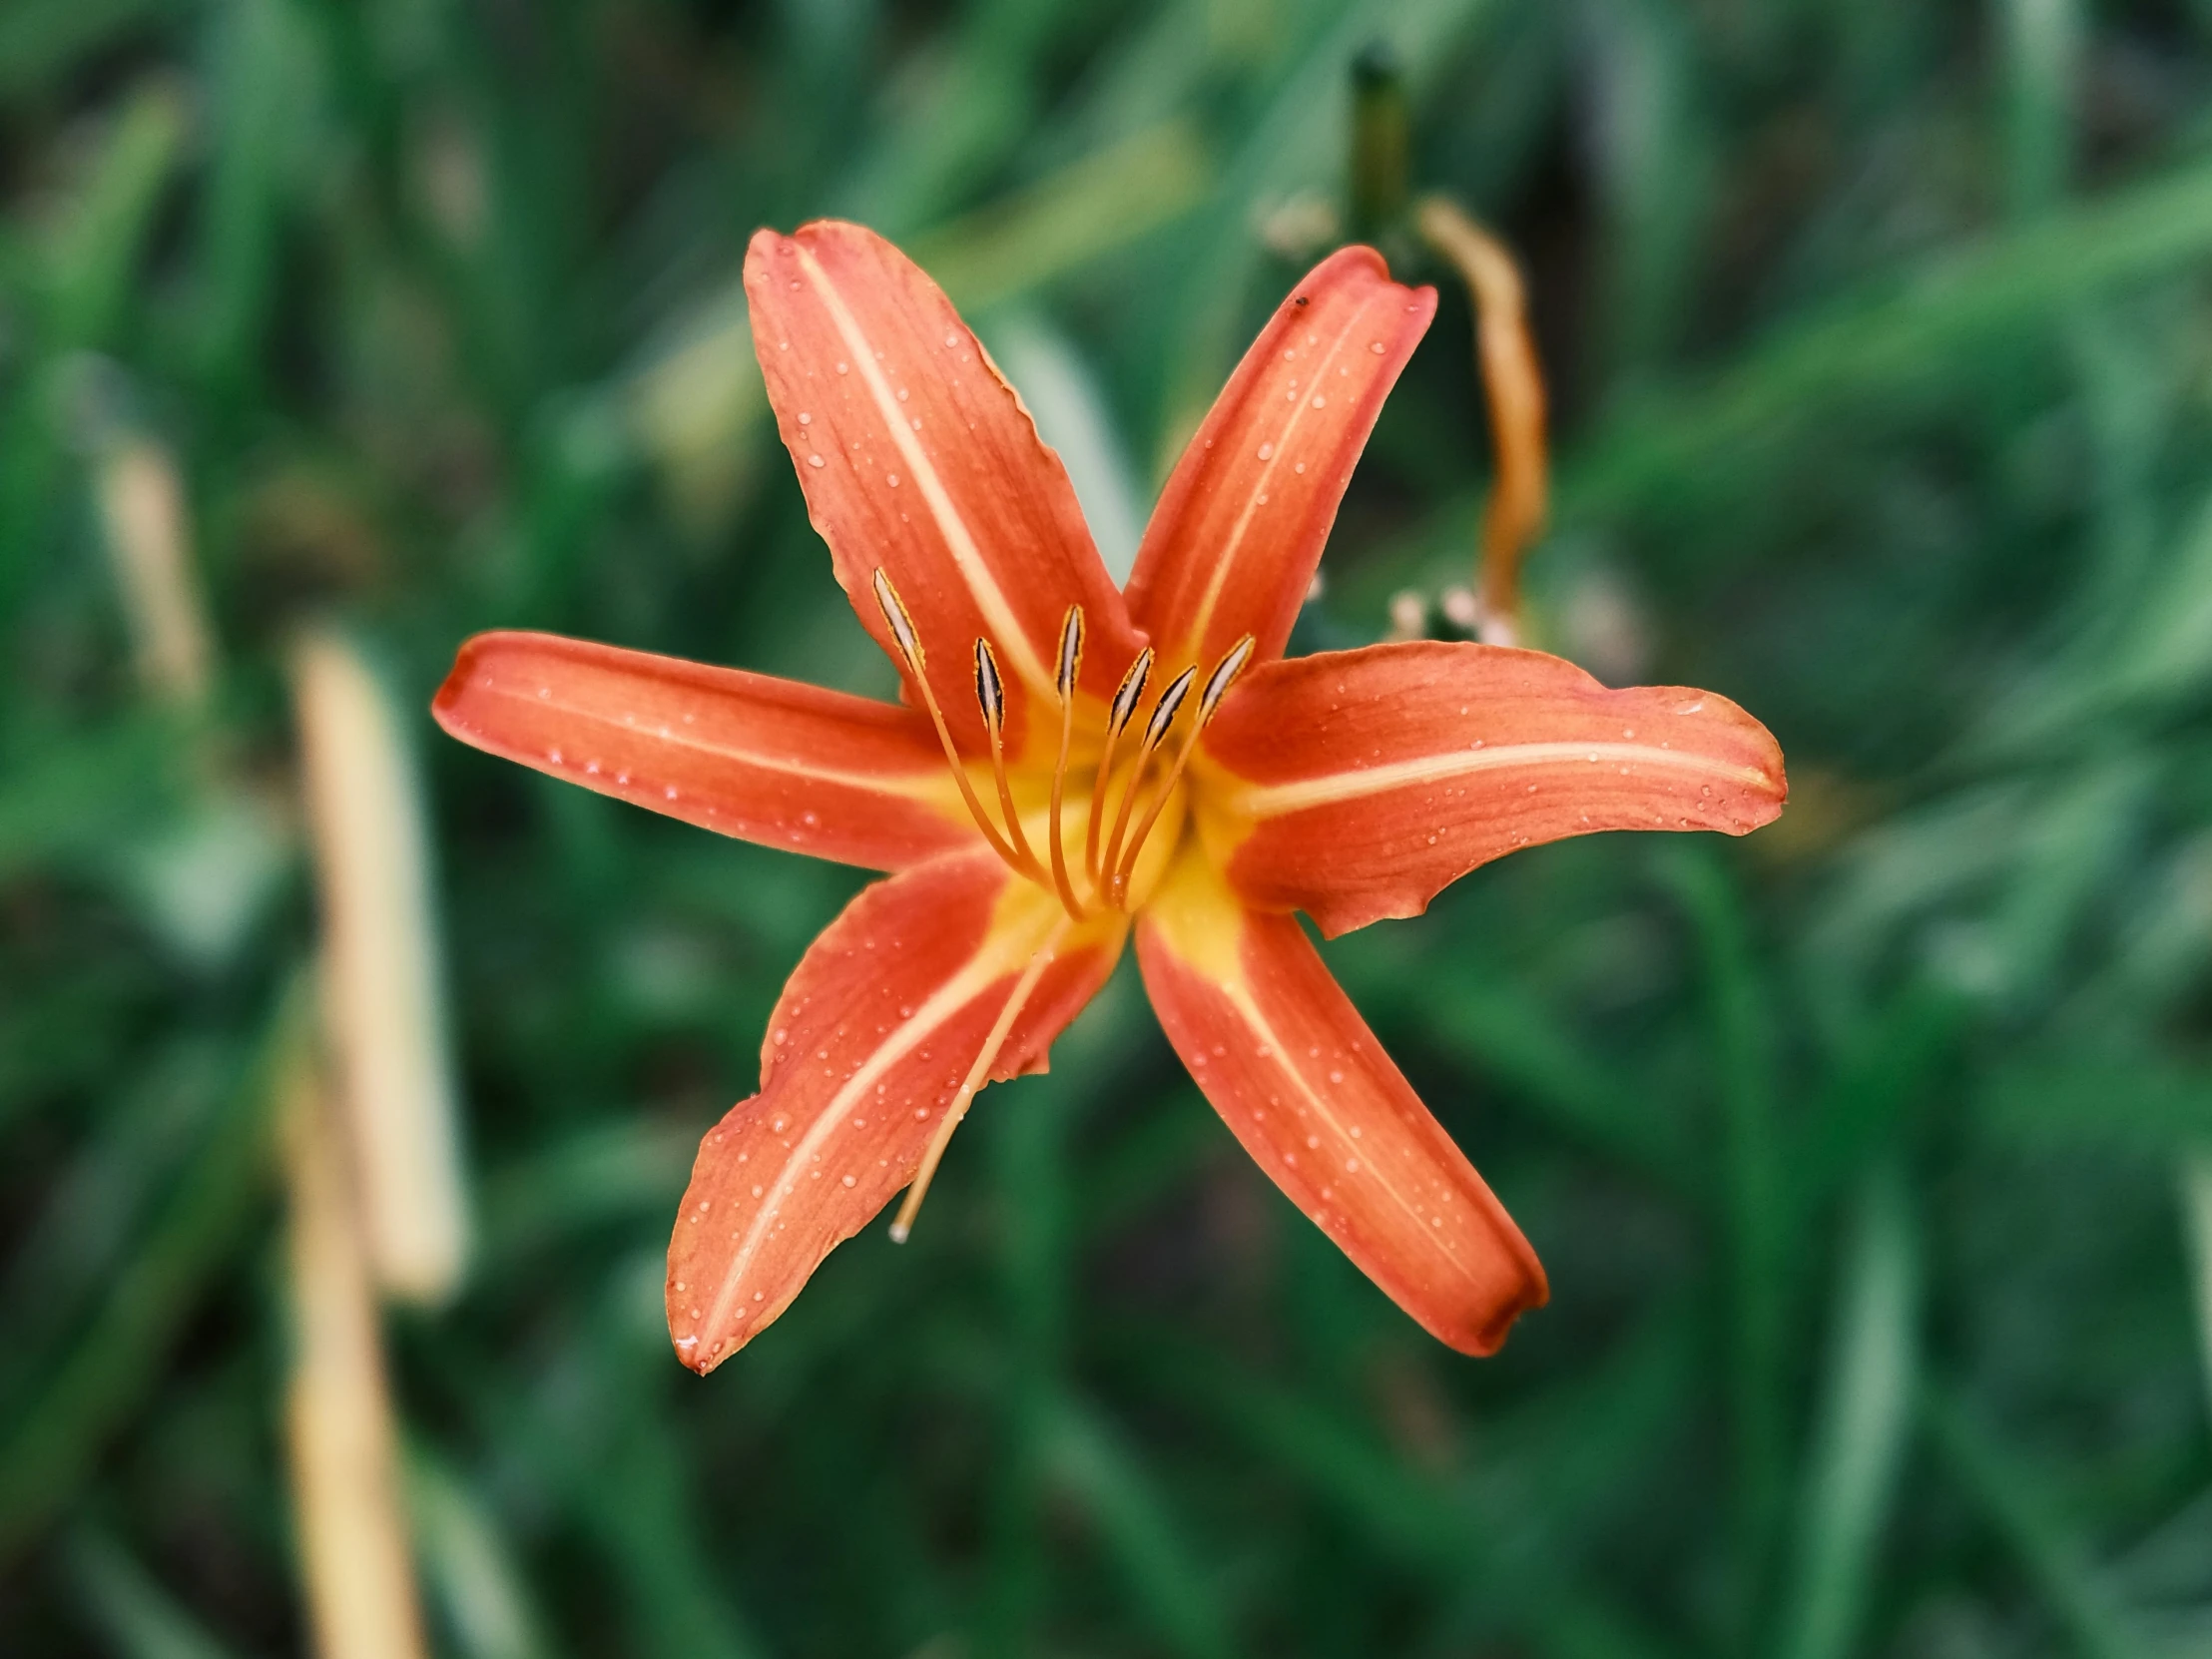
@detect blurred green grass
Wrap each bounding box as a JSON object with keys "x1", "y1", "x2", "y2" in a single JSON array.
[{"x1": 9, "y1": 0, "x2": 2212, "y2": 1655}]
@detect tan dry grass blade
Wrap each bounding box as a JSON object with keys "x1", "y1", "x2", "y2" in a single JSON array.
[
  {"x1": 96, "y1": 439, "x2": 214, "y2": 708},
  {"x1": 1415, "y1": 198, "x2": 1550, "y2": 649},
  {"x1": 292, "y1": 629, "x2": 469, "y2": 1304},
  {"x1": 279, "y1": 1039, "x2": 430, "y2": 1659}
]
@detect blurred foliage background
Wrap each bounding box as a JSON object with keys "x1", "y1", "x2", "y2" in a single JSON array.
[{"x1": 10, "y1": 0, "x2": 2212, "y2": 1655}]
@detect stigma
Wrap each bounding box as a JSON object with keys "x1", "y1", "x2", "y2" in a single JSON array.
[{"x1": 869, "y1": 569, "x2": 1251, "y2": 919}]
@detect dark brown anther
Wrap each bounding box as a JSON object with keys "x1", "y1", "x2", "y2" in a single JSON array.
[
  {"x1": 1108, "y1": 648, "x2": 1154, "y2": 735},
  {"x1": 1140, "y1": 667, "x2": 1198, "y2": 753},
  {"x1": 1055, "y1": 607, "x2": 1084, "y2": 704},
  {"x1": 973, "y1": 638, "x2": 1005, "y2": 733}
]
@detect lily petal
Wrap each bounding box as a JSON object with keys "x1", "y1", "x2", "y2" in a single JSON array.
[
  {"x1": 668, "y1": 850, "x2": 1125, "y2": 1371},
  {"x1": 1136, "y1": 847, "x2": 1546, "y2": 1355},
  {"x1": 433, "y1": 630, "x2": 974, "y2": 870},
  {"x1": 1201, "y1": 641, "x2": 1788, "y2": 936},
  {"x1": 746, "y1": 221, "x2": 1142, "y2": 753},
  {"x1": 1124, "y1": 248, "x2": 1434, "y2": 672}
]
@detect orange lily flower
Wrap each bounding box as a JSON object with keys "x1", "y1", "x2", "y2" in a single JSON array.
[{"x1": 434, "y1": 222, "x2": 1785, "y2": 1373}]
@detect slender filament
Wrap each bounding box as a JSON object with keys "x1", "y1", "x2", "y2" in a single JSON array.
[
  {"x1": 889, "y1": 916, "x2": 1071, "y2": 1243},
  {"x1": 974, "y1": 637, "x2": 1045, "y2": 879},
  {"x1": 1084, "y1": 648, "x2": 1152, "y2": 885},
  {"x1": 1046, "y1": 607, "x2": 1085, "y2": 920},
  {"x1": 870, "y1": 569, "x2": 1027, "y2": 871},
  {"x1": 1099, "y1": 665, "x2": 1196, "y2": 906},
  {"x1": 1109, "y1": 637, "x2": 1255, "y2": 905}
]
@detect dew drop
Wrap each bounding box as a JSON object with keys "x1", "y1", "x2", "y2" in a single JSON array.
[{"x1": 809, "y1": 453, "x2": 825, "y2": 467}]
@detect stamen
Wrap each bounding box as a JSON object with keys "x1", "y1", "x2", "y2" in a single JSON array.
[
  {"x1": 1084, "y1": 648, "x2": 1152, "y2": 884},
  {"x1": 872, "y1": 569, "x2": 922, "y2": 667},
  {"x1": 1111, "y1": 636, "x2": 1256, "y2": 904},
  {"x1": 1141, "y1": 667, "x2": 1197, "y2": 750},
  {"x1": 1199, "y1": 635, "x2": 1257, "y2": 722},
  {"x1": 870, "y1": 568, "x2": 1028, "y2": 872},
  {"x1": 889, "y1": 918, "x2": 1070, "y2": 1243},
  {"x1": 972, "y1": 634, "x2": 1004, "y2": 728},
  {"x1": 1047, "y1": 608, "x2": 1085, "y2": 920},
  {"x1": 1100, "y1": 664, "x2": 1197, "y2": 905},
  {"x1": 974, "y1": 638, "x2": 1045, "y2": 878},
  {"x1": 1055, "y1": 606, "x2": 1084, "y2": 701}
]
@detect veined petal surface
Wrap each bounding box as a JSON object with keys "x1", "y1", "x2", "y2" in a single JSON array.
[
  {"x1": 434, "y1": 631, "x2": 975, "y2": 871},
  {"x1": 1124, "y1": 248, "x2": 1434, "y2": 672},
  {"x1": 668, "y1": 851, "x2": 1125, "y2": 1371},
  {"x1": 1201, "y1": 641, "x2": 1788, "y2": 936},
  {"x1": 1136, "y1": 848, "x2": 1546, "y2": 1356},
  {"x1": 747, "y1": 221, "x2": 1142, "y2": 754}
]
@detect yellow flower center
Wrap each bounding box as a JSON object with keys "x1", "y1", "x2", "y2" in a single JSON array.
[{"x1": 870, "y1": 568, "x2": 1253, "y2": 921}]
